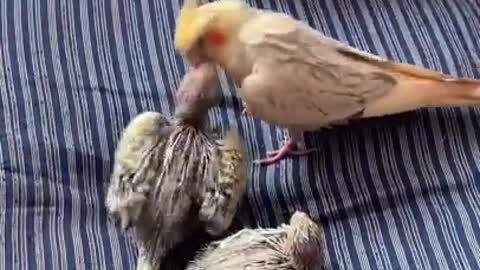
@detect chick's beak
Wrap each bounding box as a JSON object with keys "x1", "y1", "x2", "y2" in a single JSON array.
[{"x1": 120, "y1": 220, "x2": 131, "y2": 233}]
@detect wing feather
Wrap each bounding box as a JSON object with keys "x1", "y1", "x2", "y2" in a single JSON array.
[{"x1": 237, "y1": 12, "x2": 397, "y2": 129}]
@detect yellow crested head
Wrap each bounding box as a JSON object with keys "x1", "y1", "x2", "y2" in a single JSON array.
[
  {"x1": 174, "y1": 0, "x2": 250, "y2": 52},
  {"x1": 175, "y1": 0, "x2": 212, "y2": 52}
]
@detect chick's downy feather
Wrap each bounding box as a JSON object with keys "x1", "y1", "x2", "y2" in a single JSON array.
[
  {"x1": 105, "y1": 62, "x2": 249, "y2": 270},
  {"x1": 186, "y1": 211, "x2": 324, "y2": 270},
  {"x1": 105, "y1": 111, "x2": 173, "y2": 232}
]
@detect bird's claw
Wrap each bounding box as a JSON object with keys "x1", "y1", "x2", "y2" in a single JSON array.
[
  {"x1": 241, "y1": 102, "x2": 252, "y2": 116},
  {"x1": 266, "y1": 148, "x2": 317, "y2": 157},
  {"x1": 254, "y1": 140, "x2": 318, "y2": 166}
]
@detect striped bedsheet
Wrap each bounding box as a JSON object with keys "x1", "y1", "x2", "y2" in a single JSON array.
[{"x1": 1, "y1": 0, "x2": 480, "y2": 269}]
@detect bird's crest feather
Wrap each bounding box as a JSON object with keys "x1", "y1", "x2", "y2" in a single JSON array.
[
  {"x1": 175, "y1": 0, "x2": 249, "y2": 52},
  {"x1": 175, "y1": 0, "x2": 217, "y2": 52}
]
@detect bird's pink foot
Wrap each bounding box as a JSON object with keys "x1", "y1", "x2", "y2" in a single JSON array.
[
  {"x1": 254, "y1": 140, "x2": 317, "y2": 166},
  {"x1": 241, "y1": 102, "x2": 251, "y2": 116}
]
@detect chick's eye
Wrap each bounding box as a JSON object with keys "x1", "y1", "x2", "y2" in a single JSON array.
[
  {"x1": 221, "y1": 191, "x2": 232, "y2": 200},
  {"x1": 108, "y1": 211, "x2": 120, "y2": 224}
]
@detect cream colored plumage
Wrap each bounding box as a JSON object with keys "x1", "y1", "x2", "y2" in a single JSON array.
[{"x1": 174, "y1": 0, "x2": 480, "y2": 166}]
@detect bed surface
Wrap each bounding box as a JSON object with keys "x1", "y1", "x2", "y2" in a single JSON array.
[{"x1": 1, "y1": 0, "x2": 480, "y2": 269}]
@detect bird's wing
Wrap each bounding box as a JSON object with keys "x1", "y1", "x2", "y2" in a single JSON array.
[
  {"x1": 105, "y1": 112, "x2": 173, "y2": 229},
  {"x1": 241, "y1": 11, "x2": 469, "y2": 81},
  {"x1": 199, "y1": 128, "x2": 248, "y2": 235},
  {"x1": 236, "y1": 12, "x2": 436, "y2": 129}
]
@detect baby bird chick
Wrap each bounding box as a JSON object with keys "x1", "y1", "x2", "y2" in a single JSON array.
[
  {"x1": 186, "y1": 211, "x2": 325, "y2": 270},
  {"x1": 105, "y1": 62, "x2": 249, "y2": 270}
]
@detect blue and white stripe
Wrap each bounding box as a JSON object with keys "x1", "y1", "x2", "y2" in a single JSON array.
[{"x1": 1, "y1": 0, "x2": 480, "y2": 269}]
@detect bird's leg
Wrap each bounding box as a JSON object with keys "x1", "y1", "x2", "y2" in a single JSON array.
[
  {"x1": 253, "y1": 130, "x2": 318, "y2": 165},
  {"x1": 266, "y1": 139, "x2": 317, "y2": 157},
  {"x1": 241, "y1": 101, "x2": 251, "y2": 116},
  {"x1": 253, "y1": 139, "x2": 316, "y2": 165}
]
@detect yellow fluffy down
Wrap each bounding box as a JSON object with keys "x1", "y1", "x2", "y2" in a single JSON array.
[
  {"x1": 174, "y1": 0, "x2": 248, "y2": 52},
  {"x1": 175, "y1": 0, "x2": 212, "y2": 52}
]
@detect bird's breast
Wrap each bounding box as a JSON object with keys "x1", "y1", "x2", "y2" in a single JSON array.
[{"x1": 219, "y1": 42, "x2": 254, "y2": 86}]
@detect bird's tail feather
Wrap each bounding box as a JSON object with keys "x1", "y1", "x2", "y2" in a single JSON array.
[
  {"x1": 363, "y1": 78, "x2": 480, "y2": 118},
  {"x1": 426, "y1": 79, "x2": 480, "y2": 107}
]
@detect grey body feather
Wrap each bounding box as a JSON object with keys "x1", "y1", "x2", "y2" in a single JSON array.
[
  {"x1": 105, "y1": 63, "x2": 248, "y2": 270},
  {"x1": 186, "y1": 211, "x2": 324, "y2": 270}
]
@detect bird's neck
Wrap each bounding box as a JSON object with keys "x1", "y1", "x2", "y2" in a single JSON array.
[
  {"x1": 206, "y1": 10, "x2": 256, "y2": 82},
  {"x1": 211, "y1": 37, "x2": 253, "y2": 86},
  {"x1": 173, "y1": 109, "x2": 209, "y2": 129}
]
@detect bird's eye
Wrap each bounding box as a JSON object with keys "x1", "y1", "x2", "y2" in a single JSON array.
[
  {"x1": 221, "y1": 191, "x2": 232, "y2": 200},
  {"x1": 108, "y1": 212, "x2": 120, "y2": 225}
]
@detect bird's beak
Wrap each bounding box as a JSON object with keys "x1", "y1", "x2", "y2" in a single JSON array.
[
  {"x1": 119, "y1": 212, "x2": 132, "y2": 233},
  {"x1": 108, "y1": 208, "x2": 134, "y2": 233},
  {"x1": 184, "y1": 44, "x2": 208, "y2": 68},
  {"x1": 120, "y1": 221, "x2": 131, "y2": 233},
  {"x1": 185, "y1": 51, "x2": 203, "y2": 68}
]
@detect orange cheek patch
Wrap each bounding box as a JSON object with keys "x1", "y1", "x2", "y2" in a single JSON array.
[{"x1": 206, "y1": 29, "x2": 227, "y2": 47}]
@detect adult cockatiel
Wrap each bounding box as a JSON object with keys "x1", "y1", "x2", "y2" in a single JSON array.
[
  {"x1": 185, "y1": 211, "x2": 325, "y2": 270},
  {"x1": 105, "y1": 62, "x2": 249, "y2": 270},
  {"x1": 174, "y1": 0, "x2": 480, "y2": 166}
]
